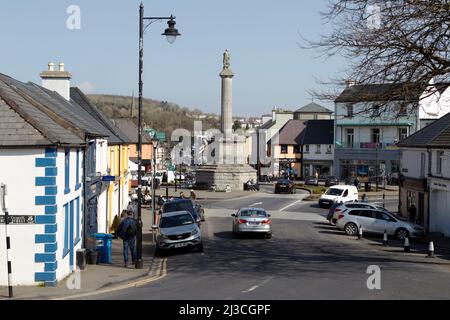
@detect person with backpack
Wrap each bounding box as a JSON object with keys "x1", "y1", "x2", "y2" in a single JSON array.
[{"x1": 117, "y1": 211, "x2": 138, "y2": 268}]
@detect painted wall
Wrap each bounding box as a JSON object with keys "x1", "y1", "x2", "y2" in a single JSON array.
[
  {"x1": 400, "y1": 148, "x2": 428, "y2": 178},
  {"x1": 128, "y1": 143, "x2": 153, "y2": 160},
  {"x1": 0, "y1": 147, "x2": 82, "y2": 286},
  {"x1": 418, "y1": 86, "x2": 450, "y2": 128},
  {"x1": 303, "y1": 144, "x2": 334, "y2": 161}
]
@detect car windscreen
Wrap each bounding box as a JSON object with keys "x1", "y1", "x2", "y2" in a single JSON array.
[
  {"x1": 160, "y1": 213, "x2": 194, "y2": 228},
  {"x1": 277, "y1": 179, "x2": 291, "y2": 184},
  {"x1": 325, "y1": 188, "x2": 344, "y2": 196},
  {"x1": 240, "y1": 210, "x2": 268, "y2": 217},
  {"x1": 163, "y1": 201, "x2": 194, "y2": 214}
]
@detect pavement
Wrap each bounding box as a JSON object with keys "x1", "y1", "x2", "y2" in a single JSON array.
[{"x1": 0, "y1": 207, "x2": 159, "y2": 300}]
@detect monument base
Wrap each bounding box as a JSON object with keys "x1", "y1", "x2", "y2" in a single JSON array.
[{"x1": 195, "y1": 164, "x2": 257, "y2": 191}]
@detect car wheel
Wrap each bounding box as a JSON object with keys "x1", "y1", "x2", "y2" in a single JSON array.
[
  {"x1": 344, "y1": 223, "x2": 358, "y2": 236},
  {"x1": 395, "y1": 228, "x2": 409, "y2": 240}
]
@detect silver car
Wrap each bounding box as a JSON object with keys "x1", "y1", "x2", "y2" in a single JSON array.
[
  {"x1": 328, "y1": 202, "x2": 390, "y2": 225},
  {"x1": 154, "y1": 210, "x2": 203, "y2": 256},
  {"x1": 335, "y1": 208, "x2": 425, "y2": 240},
  {"x1": 231, "y1": 208, "x2": 272, "y2": 238}
]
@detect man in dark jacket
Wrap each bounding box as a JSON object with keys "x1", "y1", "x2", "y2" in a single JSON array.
[{"x1": 117, "y1": 211, "x2": 138, "y2": 267}]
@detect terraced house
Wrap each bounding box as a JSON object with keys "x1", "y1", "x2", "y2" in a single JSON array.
[{"x1": 0, "y1": 63, "x2": 129, "y2": 286}]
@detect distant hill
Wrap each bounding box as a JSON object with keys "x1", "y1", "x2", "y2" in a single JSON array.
[{"x1": 88, "y1": 94, "x2": 220, "y2": 136}]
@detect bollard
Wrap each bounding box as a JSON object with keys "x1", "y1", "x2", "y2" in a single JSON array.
[
  {"x1": 358, "y1": 225, "x2": 363, "y2": 240},
  {"x1": 404, "y1": 237, "x2": 410, "y2": 252},
  {"x1": 382, "y1": 230, "x2": 388, "y2": 246},
  {"x1": 427, "y1": 241, "x2": 435, "y2": 258}
]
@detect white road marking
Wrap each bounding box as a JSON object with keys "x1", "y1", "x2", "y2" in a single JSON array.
[
  {"x1": 249, "y1": 202, "x2": 263, "y2": 207},
  {"x1": 241, "y1": 277, "x2": 273, "y2": 293},
  {"x1": 279, "y1": 199, "x2": 303, "y2": 212}
]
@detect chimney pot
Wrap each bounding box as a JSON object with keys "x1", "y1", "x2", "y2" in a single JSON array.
[
  {"x1": 59, "y1": 63, "x2": 65, "y2": 72},
  {"x1": 48, "y1": 62, "x2": 54, "y2": 71},
  {"x1": 345, "y1": 80, "x2": 356, "y2": 88}
]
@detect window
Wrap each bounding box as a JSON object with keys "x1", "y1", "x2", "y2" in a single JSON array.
[
  {"x1": 398, "y1": 128, "x2": 408, "y2": 141},
  {"x1": 346, "y1": 104, "x2": 354, "y2": 117},
  {"x1": 63, "y1": 204, "x2": 69, "y2": 257},
  {"x1": 64, "y1": 148, "x2": 70, "y2": 194},
  {"x1": 371, "y1": 128, "x2": 380, "y2": 144},
  {"x1": 280, "y1": 145, "x2": 288, "y2": 154},
  {"x1": 437, "y1": 151, "x2": 444, "y2": 174},
  {"x1": 420, "y1": 153, "x2": 426, "y2": 177},
  {"x1": 375, "y1": 212, "x2": 392, "y2": 221},
  {"x1": 372, "y1": 105, "x2": 381, "y2": 117},
  {"x1": 293, "y1": 145, "x2": 300, "y2": 154},
  {"x1": 314, "y1": 114, "x2": 318, "y2": 120},
  {"x1": 316, "y1": 145, "x2": 321, "y2": 154},
  {"x1": 399, "y1": 103, "x2": 408, "y2": 117},
  {"x1": 75, "y1": 149, "x2": 81, "y2": 190},
  {"x1": 360, "y1": 210, "x2": 374, "y2": 219},
  {"x1": 75, "y1": 197, "x2": 80, "y2": 244},
  {"x1": 305, "y1": 145, "x2": 310, "y2": 153},
  {"x1": 343, "y1": 190, "x2": 348, "y2": 197},
  {"x1": 346, "y1": 129, "x2": 354, "y2": 147},
  {"x1": 326, "y1": 145, "x2": 332, "y2": 153}
]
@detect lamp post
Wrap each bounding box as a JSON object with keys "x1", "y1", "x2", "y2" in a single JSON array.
[{"x1": 136, "y1": 3, "x2": 180, "y2": 269}]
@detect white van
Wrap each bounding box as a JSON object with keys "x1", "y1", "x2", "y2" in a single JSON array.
[{"x1": 318, "y1": 185, "x2": 359, "y2": 208}]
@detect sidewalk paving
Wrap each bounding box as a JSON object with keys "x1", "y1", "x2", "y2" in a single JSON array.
[{"x1": 0, "y1": 208, "x2": 156, "y2": 300}]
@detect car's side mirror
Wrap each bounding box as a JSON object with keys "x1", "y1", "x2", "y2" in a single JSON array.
[
  {"x1": 268, "y1": 214, "x2": 271, "y2": 217},
  {"x1": 231, "y1": 214, "x2": 236, "y2": 217}
]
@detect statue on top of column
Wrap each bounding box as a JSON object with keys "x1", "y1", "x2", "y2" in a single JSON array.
[{"x1": 223, "y1": 49, "x2": 231, "y2": 69}]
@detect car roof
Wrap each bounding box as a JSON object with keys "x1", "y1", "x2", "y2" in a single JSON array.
[
  {"x1": 328, "y1": 185, "x2": 356, "y2": 190},
  {"x1": 160, "y1": 210, "x2": 192, "y2": 218}
]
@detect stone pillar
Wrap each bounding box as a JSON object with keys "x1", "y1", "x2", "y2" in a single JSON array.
[{"x1": 220, "y1": 50, "x2": 234, "y2": 138}]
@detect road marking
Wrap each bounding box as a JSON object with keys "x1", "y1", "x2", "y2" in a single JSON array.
[
  {"x1": 241, "y1": 277, "x2": 273, "y2": 293},
  {"x1": 249, "y1": 202, "x2": 263, "y2": 207},
  {"x1": 51, "y1": 258, "x2": 168, "y2": 300},
  {"x1": 279, "y1": 199, "x2": 303, "y2": 212}
]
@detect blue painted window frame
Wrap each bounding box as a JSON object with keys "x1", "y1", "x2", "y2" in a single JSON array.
[
  {"x1": 75, "y1": 149, "x2": 81, "y2": 190},
  {"x1": 64, "y1": 148, "x2": 70, "y2": 194},
  {"x1": 69, "y1": 200, "x2": 74, "y2": 269},
  {"x1": 63, "y1": 204, "x2": 69, "y2": 257},
  {"x1": 75, "y1": 197, "x2": 80, "y2": 245}
]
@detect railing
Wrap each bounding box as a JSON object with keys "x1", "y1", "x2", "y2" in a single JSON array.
[{"x1": 336, "y1": 142, "x2": 398, "y2": 149}]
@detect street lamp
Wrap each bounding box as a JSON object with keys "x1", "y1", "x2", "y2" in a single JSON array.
[{"x1": 136, "y1": 3, "x2": 180, "y2": 269}]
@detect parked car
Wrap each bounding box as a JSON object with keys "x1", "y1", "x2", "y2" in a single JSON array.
[
  {"x1": 153, "y1": 210, "x2": 203, "y2": 256},
  {"x1": 325, "y1": 176, "x2": 339, "y2": 187},
  {"x1": 319, "y1": 185, "x2": 359, "y2": 208},
  {"x1": 231, "y1": 208, "x2": 272, "y2": 238},
  {"x1": 335, "y1": 208, "x2": 425, "y2": 240},
  {"x1": 304, "y1": 176, "x2": 319, "y2": 186},
  {"x1": 274, "y1": 179, "x2": 296, "y2": 194},
  {"x1": 161, "y1": 199, "x2": 201, "y2": 224},
  {"x1": 327, "y1": 202, "x2": 390, "y2": 225}
]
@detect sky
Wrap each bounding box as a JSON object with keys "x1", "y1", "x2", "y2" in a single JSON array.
[{"x1": 0, "y1": 0, "x2": 346, "y2": 117}]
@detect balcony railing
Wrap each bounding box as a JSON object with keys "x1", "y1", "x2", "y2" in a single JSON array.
[{"x1": 336, "y1": 142, "x2": 398, "y2": 149}]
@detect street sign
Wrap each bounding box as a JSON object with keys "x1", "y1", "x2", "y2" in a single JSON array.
[
  {"x1": 0, "y1": 215, "x2": 35, "y2": 224},
  {"x1": 101, "y1": 176, "x2": 117, "y2": 182}
]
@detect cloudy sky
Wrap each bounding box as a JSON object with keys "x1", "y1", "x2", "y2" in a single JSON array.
[{"x1": 0, "y1": 0, "x2": 347, "y2": 116}]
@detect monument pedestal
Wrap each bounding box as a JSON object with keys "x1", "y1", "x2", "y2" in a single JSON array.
[{"x1": 195, "y1": 164, "x2": 257, "y2": 191}]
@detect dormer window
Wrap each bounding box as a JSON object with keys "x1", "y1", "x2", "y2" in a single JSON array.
[
  {"x1": 346, "y1": 104, "x2": 354, "y2": 117},
  {"x1": 372, "y1": 105, "x2": 381, "y2": 117}
]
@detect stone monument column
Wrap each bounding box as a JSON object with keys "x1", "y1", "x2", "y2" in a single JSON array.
[{"x1": 220, "y1": 49, "x2": 234, "y2": 138}]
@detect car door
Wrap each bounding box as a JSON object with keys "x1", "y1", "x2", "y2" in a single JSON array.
[
  {"x1": 357, "y1": 209, "x2": 376, "y2": 232},
  {"x1": 370, "y1": 211, "x2": 390, "y2": 234}
]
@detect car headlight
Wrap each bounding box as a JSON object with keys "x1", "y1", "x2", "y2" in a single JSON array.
[{"x1": 191, "y1": 229, "x2": 199, "y2": 236}]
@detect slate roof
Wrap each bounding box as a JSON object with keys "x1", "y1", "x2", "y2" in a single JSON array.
[
  {"x1": 335, "y1": 83, "x2": 426, "y2": 103},
  {"x1": 298, "y1": 120, "x2": 334, "y2": 145},
  {"x1": 0, "y1": 73, "x2": 85, "y2": 147},
  {"x1": 259, "y1": 119, "x2": 274, "y2": 130},
  {"x1": 269, "y1": 120, "x2": 306, "y2": 145},
  {"x1": 110, "y1": 118, "x2": 152, "y2": 144},
  {"x1": 397, "y1": 112, "x2": 450, "y2": 148},
  {"x1": 70, "y1": 87, "x2": 130, "y2": 145},
  {"x1": 295, "y1": 102, "x2": 332, "y2": 114}
]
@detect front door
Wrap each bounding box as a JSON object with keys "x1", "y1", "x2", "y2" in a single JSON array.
[{"x1": 418, "y1": 192, "x2": 424, "y2": 226}]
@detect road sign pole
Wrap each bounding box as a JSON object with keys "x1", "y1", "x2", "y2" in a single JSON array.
[{"x1": 1, "y1": 183, "x2": 13, "y2": 298}]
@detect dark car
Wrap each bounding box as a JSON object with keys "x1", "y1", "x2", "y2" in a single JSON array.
[
  {"x1": 304, "y1": 176, "x2": 319, "y2": 186},
  {"x1": 161, "y1": 199, "x2": 201, "y2": 224},
  {"x1": 274, "y1": 179, "x2": 296, "y2": 194},
  {"x1": 325, "y1": 176, "x2": 339, "y2": 187}
]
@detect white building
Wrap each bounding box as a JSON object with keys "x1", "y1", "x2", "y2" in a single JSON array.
[
  {"x1": 398, "y1": 112, "x2": 450, "y2": 235},
  {"x1": 334, "y1": 81, "x2": 450, "y2": 180}
]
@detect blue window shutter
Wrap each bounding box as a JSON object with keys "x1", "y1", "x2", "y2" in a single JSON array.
[
  {"x1": 76, "y1": 149, "x2": 79, "y2": 185},
  {"x1": 75, "y1": 197, "x2": 80, "y2": 242},
  {"x1": 64, "y1": 149, "x2": 70, "y2": 194}
]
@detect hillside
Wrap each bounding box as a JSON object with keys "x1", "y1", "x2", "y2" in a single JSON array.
[{"x1": 88, "y1": 94, "x2": 220, "y2": 136}]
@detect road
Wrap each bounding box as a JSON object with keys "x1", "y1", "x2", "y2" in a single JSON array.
[{"x1": 86, "y1": 187, "x2": 450, "y2": 300}]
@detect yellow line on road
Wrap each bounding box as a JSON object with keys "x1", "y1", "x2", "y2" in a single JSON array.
[{"x1": 52, "y1": 258, "x2": 167, "y2": 300}]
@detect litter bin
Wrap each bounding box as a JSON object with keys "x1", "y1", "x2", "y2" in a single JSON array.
[
  {"x1": 93, "y1": 233, "x2": 113, "y2": 264},
  {"x1": 76, "y1": 249, "x2": 87, "y2": 270},
  {"x1": 364, "y1": 182, "x2": 370, "y2": 192}
]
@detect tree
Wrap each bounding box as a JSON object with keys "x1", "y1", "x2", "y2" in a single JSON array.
[
  {"x1": 304, "y1": 0, "x2": 450, "y2": 112},
  {"x1": 232, "y1": 120, "x2": 242, "y2": 131}
]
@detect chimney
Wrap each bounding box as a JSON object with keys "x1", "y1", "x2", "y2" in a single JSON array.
[
  {"x1": 345, "y1": 80, "x2": 356, "y2": 88},
  {"x1": 39, "y1": 62, "x2": 72, "y2": 101}
]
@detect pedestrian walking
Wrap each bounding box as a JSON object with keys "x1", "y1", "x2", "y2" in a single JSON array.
[
  {"x1": 190, "y1": 189, "x2": 197, "y2": 200},
  {"x1": 408, "y1": 204, "x2": 417, "y2": 224},
  {"x1": 117, "y1": 211, "x2": 138, "y2": 268},
  {"x1": 361, "y1": 193, "x2": 368, "y2": 203}
]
